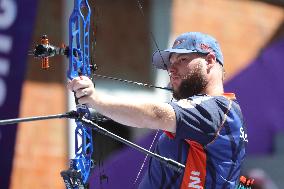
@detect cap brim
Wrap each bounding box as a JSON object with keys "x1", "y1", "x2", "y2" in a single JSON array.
[{"x1": 152, "y1": 48, "x2": 196, "y2": 70}]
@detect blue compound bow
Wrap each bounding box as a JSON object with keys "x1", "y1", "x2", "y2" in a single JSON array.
[
  {"x1": 33, "y1": 0, "x2": 94, "y2": 188},
  {"x1": 59, "y1": 0, "x2": 94, "y2": 188},
  {"x1": 63, "y1": 1, "x2": 94, "y2": 187}
]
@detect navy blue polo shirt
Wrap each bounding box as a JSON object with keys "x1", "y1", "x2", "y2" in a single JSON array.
[{"x1": 139, "y1": 94, "x2": 247, "y2": 189}]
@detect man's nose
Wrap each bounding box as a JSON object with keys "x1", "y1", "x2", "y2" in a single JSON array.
[
  {"x1": 168, "y1": 63, "x2": 177, "y2": 75},
  {"x1": 168, "y1": 59, "x2": 178, "y2": 70}
]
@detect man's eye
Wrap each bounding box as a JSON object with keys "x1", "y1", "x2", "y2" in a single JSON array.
[{"x1": 180, "y1": 58, "x2": 187, "y2": 63}]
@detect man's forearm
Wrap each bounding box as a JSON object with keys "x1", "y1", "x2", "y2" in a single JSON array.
[{"x1": 89, "y1": 92, "x2": 176, "y2": 132}]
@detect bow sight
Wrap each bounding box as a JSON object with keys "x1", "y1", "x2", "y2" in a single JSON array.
[
  {"x1": 32, "y1": 35, "x2": 69, "y2": 69},
  {"x1": 31, "y1": 34, "x2": 98, "y2": 75}
]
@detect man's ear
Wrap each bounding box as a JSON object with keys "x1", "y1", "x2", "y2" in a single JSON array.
[{"x1": 205, "y1": 52, "x2": 217, "y2": 68}]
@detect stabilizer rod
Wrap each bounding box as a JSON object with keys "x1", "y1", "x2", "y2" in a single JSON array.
[
  {"x1": 0, "y1": 111, "x2": 185, "y2": 173},
  {"x1": 0, "y1": 111, "x2": 76, "y2": 125}
]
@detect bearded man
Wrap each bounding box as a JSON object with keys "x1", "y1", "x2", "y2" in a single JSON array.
[{"x1": 68, "y1": 32, "x2": 248, "y2": 189}]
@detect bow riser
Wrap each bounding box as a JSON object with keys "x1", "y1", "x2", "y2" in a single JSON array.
[
  {"x1": 65, "y1": 0, "x2": 94, "y2": 188},
  {"x1": 31, "y1": 1, "x2": 98, "y2": 187}
]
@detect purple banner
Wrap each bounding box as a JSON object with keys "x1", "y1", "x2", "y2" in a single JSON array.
[
  {"x1": 0, "y1": 0, "x2": 37, "y2": 188},
  {"x1": 225, "y1": 38, "x2": 284, "y2": 155}
]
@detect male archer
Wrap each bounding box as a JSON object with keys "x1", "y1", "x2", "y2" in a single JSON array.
[{"x1": 68, "y1": 32, "x2": 248, "y2": 188}]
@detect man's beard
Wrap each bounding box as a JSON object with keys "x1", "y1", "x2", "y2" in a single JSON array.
[{"x1": 172, "y1": 63, "x2": 208, "y2": 100}]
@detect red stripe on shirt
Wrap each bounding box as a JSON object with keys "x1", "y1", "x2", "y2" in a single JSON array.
[{"x1": 181, "y1": 140, "x2": 207, "y2": 189}]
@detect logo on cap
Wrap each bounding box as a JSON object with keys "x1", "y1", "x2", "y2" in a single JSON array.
[
  {"x1": 200, "y1": 43, "x2": 214, "y2": 53},
  {"x1": 173, "y1": 39, "x2": 186, "y2": 48}
]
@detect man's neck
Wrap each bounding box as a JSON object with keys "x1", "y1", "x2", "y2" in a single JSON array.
[{"x1": 203, "y1": 84, "x2": 224, "y2": 96}]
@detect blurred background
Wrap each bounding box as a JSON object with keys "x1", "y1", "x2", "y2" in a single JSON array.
[{"x1": 0, "y1": 0, "x2": 283, "y2": 188}]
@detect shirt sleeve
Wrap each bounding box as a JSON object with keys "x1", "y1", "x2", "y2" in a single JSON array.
[{"x1": 169, "y1": 96, "x2": 221, "y2": 145}]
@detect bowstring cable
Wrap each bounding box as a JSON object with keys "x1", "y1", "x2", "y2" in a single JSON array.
[{"x1": 132, "y1": 0, "x2": 170, "y2": 187}]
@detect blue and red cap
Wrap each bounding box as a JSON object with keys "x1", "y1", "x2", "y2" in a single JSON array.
[{"x1": 152, "y1": 32, "x2": 224, "y2": 70}]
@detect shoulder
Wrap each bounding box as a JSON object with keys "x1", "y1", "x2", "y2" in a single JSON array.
[{"x1": 170, "y1": 95, "x2": 215, "y2": 108}]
